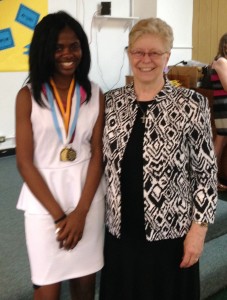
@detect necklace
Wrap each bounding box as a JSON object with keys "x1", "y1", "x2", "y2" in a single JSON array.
[
  {"x1": 136, "y1": 100, "x2": 146, "y2": 123},
  {"x1": 45, "y1": 78, "x2": 81, "y2": 162},
  {"x1": 50, "y1": 78, "x2": 75, "y2": 134}
]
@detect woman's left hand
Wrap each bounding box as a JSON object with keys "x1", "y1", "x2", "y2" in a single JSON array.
[
  {"x1": 180, "y1": 222, "x2": 208, "y2": 268},
  {"x1": 56, "y1": 208, "x2": 87, "y2": 250}
]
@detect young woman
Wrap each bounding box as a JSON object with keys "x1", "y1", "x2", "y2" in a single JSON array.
[
  {"x1": 16, "y1": 11, "x2": 105, "y2": 300},
  {"x1": 212, "y1": 33, "x2": 227, "y2": 191}
]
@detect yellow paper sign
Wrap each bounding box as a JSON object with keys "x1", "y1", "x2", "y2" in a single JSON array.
[{"x1": 0, "y1": 1, "x2": 47, "y2": 71}]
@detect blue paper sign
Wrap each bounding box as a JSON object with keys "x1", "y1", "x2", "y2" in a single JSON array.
[
  {"x1": 0, "y1": 28, "x2": 14, "y2": 50},
  {"x1": 15, "y1": 4, "x2": 40, "y2": 30}
]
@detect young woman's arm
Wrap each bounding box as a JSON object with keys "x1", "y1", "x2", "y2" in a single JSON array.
[
  {"x1": 16, "y1": 86, "x2": 66, "y2": 222},
  {"x1": 212, "y1": 57, "x2": 227, "y2": 91},
  {"x1": 56, "y1": 90, "x2": 105, "y2": 250}
]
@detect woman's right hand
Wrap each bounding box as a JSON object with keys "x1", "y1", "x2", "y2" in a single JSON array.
[{"x1": 55, "y1": 208, "x2": 87, "y2": 250}]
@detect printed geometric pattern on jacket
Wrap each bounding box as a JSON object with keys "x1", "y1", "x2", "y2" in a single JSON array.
[{"x1": 103, "y1": 80, "x2": 217, "y2": 241}]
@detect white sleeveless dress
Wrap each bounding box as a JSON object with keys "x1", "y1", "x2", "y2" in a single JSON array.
[{"x1": 17, "y1": 82, "x2": 105, "y2": 285}]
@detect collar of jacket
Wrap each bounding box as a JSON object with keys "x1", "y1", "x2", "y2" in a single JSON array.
[{"x1": 119, "y1": 75, "x2": 175, "y2": 105}]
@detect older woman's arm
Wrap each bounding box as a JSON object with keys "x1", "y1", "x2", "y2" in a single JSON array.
[{"x1": 180, "y1": 92, "x2": 218, "y2": 268}]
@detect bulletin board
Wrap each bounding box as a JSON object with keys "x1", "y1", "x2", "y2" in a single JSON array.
[{"x1": 0, "y1": 1, "x2": 47, "y2": 71}]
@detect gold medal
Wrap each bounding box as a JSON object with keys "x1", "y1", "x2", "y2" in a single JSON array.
[
  {"x1": 67, "y1": 148, "x2": 77, "y2": 161},
  {"x1": 60, "y1": 148, "x2": 69, "y2": 161},
  {"x1": 60, "y1": 147, "x2": 76, "y2": 161}
]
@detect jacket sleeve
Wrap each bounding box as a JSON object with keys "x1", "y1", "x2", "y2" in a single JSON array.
[{"x1": 188, "y1": 92, "x2": 218, "y2": 224}]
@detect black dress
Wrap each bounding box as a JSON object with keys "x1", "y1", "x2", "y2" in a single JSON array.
[{"x1": 99, "y1": 101, "x2": 200, "y2": 300}]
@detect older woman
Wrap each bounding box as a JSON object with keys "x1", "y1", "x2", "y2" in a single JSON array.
[{"x1": 100, "y1": 18, "x2": 217, "y2": 300}]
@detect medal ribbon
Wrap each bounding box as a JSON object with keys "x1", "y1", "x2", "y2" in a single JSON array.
[
  {"x1": 50, "y1": 78, "x2": 74, "y2": 135},
  {"x1": 45, "y1": 80, "x2": 81, "y2": 145}
]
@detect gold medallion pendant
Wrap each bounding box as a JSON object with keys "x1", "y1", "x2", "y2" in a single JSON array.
[
  {"x1": 60, "y1": 147, "x2": 77, "y2": 161},
  {"x1": 67, "y1": 148, "x2": 77, "y2": 161},
  {"x1": 60, "y1": 148, "x2": 69, "y2": 161}
]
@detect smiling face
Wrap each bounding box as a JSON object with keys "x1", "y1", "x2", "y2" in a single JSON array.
[
  {"x1": 54, "y1": 26, "x2": 82, "y2": 79},
  {"x1": 128, "y1": 33, "x2": 170, "y2": 85}
]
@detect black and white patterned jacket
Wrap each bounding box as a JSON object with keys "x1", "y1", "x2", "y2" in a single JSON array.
[{"x1": 103, "y1": 80, "x2": 217, "y2": 241}]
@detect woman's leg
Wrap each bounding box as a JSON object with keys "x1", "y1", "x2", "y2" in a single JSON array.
[
  {"x1": 33, "y1": 282, "x2": 61, "y2": 300},
  {"x1": 69, "y1": 273, "x2": 96, "y2": 300}
]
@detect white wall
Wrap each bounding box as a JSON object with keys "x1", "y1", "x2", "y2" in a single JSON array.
[
  {"x1": 0, "y1": 0, "x2": 193, "y2": 150},
  {"x1": 132, "y1": 0, "x2": 157, "y2": 19},
  {"x1": 157, "y1": 0, "x2": 193, "y2": 65},
  {"x1": 0, "y1": 72, "x2": 27, "y2": 149}
]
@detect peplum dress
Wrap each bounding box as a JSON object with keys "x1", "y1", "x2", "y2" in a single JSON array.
[{"x1": 16, "y1": 82, "x2": 105, "y2": 285}]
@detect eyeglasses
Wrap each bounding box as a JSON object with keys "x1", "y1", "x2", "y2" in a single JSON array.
[{"x1": 129, "y1": 50, "x2": 168, "y2": 59}]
